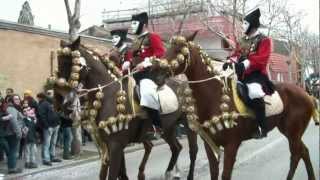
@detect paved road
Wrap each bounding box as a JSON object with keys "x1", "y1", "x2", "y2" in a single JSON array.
[{"x1": 23, "y1": 123, "x2": 319, "y2": 180}]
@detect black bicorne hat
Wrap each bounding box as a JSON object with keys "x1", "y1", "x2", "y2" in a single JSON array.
[
  {"x1": 131, "y1": 12, "x2": 148, "y2": 25},
  {"x1": 110, "y1": 29, "x2": 128, "y2": 40},
  {"x1": 244, "y1": 8, "x2": 261, "y2": 29}
]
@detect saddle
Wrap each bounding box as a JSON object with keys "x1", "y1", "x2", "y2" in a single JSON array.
[
  {"x1": 232, "y1": 80, "x2": 284, "y2": 117},
  {"x1": 127, "y1": 77, "x2": 179, "y2": 117}
]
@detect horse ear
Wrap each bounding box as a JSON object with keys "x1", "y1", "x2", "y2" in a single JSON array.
[
  {"x1": 186, "y1": 31, "x2": 199, "y2": 41},
  {"x1": 70, "y1": 36, "x2": 81, "y2": 50}
]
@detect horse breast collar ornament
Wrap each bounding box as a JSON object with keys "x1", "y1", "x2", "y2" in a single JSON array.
[{"x1": 56, "y1": 45, "x2": 135, "y2": 136}]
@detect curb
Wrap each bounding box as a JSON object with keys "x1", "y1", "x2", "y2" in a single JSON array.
[{"x1": 5, "y1": 138, "x2": 173, "y2": 179}]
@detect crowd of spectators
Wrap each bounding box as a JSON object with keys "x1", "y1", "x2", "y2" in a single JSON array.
[{"x1": 0, "y1": 88, "x2": 80, "y2": 174}]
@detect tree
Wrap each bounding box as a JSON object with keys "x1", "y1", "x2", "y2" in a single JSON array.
[
  {"x1": 64, "y1": 0, "x2": 81, "y2": 42},
  {"x1": 151, "y1": 0, "x2": 203, "y2": 36},
  {"x1": 261, "y1": 0, "x2": 287, "y2": 36},
  {"x1": 63, "y1": 0, "x2": 82, "y2": 156}
]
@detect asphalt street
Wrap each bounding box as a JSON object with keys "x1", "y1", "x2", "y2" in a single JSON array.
[{"x1": 22, "y1": 123, "x2": 319, "y2": 180}]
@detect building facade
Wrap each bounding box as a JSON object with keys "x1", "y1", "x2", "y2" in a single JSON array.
[{"x1": 0, "y1": 20, "x2": 112, "y2": 95}]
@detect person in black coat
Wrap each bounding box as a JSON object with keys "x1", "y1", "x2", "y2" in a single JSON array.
[
  {"x1": 37, "y1": 93, "x2": 61, "y2": 166},
  {"x1": 59, "y1": 111, "x2": 73, "y2": 159}
]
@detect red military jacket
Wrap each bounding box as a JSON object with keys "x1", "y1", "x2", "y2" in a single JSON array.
[
  {"x1": 230, "y1": 34, "x2": 272, "y2": 77},
  {"x1": 132, "y1": 32, "x2": 166, "y2": 61}
]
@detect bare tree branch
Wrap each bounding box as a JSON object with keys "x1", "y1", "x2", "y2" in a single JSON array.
[
  {"x1": 64, "y1": 0, "x2": 81, "y2": 42},
  {"x1": 64, "y1": 0, "x2": 72, "y2": 24}
]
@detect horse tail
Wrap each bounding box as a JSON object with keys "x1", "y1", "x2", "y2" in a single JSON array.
[{"x1": 310, "y1": 95, "x2": 319, "y2": 125}]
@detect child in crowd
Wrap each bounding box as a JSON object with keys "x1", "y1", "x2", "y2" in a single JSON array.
[{"x1": 22, "y1": 106, "x2": 38, "y2": 169}]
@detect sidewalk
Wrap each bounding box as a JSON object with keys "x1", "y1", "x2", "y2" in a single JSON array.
[{"x1": 1, "y1": 136, "x2": 185, "y2": 179}]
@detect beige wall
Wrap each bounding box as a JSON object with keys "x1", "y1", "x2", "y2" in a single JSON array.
[{"x1": 0, "y1": 29, "x2": 111, "y2": 96}]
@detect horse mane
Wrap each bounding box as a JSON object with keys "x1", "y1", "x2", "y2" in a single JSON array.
[{"x1": 77, "y1": 44, "x2": 122, "y2": 80}]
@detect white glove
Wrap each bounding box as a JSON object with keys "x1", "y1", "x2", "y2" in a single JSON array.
[
  {"x1": 121, "y1": 61, "x2": 131, "y2": 71},
  {"x1": 242, "y1": 59, "x2": 250, "y2": 69},
  {"x1": 142, "y1": 57, "x2": 152, "y2": 68}
]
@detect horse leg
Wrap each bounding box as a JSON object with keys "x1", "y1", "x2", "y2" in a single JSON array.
[
  {"x1": 119, "y1": 154, "x2": 129, "y2": 180},
  {"x1": 286, "y1": 139, "x2": 315, "y2": 180},
  {"x1": 301, "y1": 142, "x2": 316, "y2": 180},
  {"x1": 138, "y1": 141, "x2": 153, "y2": 180},
  {"x1": 204, "y1": 142, "x2": 219, "y2": 180},
  {"x1": 99, "y1": 148, "x2": 109, "y2": 180},
  {"x1": 108, "y1": 142, "x2": 125, "y2": 180},
  {"x1": 163, "y1": 132, "x2": 182, "y2": 178},
  {"x1": 99, "y1": 159, "x2": 109, "y2": 180},
  {"x1": 185, "y1": 127, "x2": 198, "y2": 180},
  {"x1": 221, "y1": 142, "x2": 241, "y2": 180}
]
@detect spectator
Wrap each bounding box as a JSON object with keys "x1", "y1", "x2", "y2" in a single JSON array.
[
  {"x1": 37, "y1": 92, "x2": 62, "y2": 166},
  {"x1": 23, "y1": 89, "x2": 39, "y2": 113},
  {"x1": 1, "y1": 96, "x2": 24, "y2": 174},
  {"x1": 5, "y1": 88, "x2": 14, "y2": 103},
  {"x1": 22, "y1": 106, "x2": 38, "y2": 169},
  {"x1": 59, "y1": 111, "x2": 73, "y2": 160},
  {"x1": 10, "y1": 95, "x2": 26, "y2": 160}
]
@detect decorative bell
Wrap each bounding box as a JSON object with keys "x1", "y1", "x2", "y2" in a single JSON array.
[
  {"x1": 177, "y1": 54, "x2": 185, "y2": 64},
  {"x1": 95, "y1": 91, "x2": 104, "y2": 99},
  {"x1": 72, "y1": 65, "x2": 81, "y2": 73},
  {"x1": 170, "y1": 60, "x2": 179, "y2": 69},
  {"x1": 181, "y1": 47, "x2": 190, "y2": 56},
  {"x1": 71, "y1": 50, "x2": 81, "y2": 58},
  {"x1": 70, "y1": 73, "x2": 80, "y2": 81},
  {"x1": 56, "y1": 78, "x2": 67, "y2": 87},
  {"x1": 93, "y1": 100, "x2": 102, "y2": 109},
  {"x1": 220, "y1": 103, "x2": 229, "y2": 112}
]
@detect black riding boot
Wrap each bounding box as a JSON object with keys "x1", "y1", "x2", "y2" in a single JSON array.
[
  {"x1": 249, "y1": 98, "x2": 268, "y2": 138},
  {"x1": 143, "y1": 107, "x2": 162, "y2": 138},
  {"x1": 143, "y1": 107, "x2": 161, "y2": 128}
]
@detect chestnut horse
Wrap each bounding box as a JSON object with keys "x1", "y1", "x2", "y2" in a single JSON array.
[
  {"x1": 161, "y1": 32, "x2": 318, "y2": 180},
  {"x1": 54, "y1": 37, "x2": 198, "y2": 180}
]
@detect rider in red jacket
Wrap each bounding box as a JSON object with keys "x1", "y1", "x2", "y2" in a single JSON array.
[
  {"x1": 223, "y1": 8, "x2": 274, "y2": 139},
  {"x1": 123, "y1": 12, "x2": 166, "y2": 133}
]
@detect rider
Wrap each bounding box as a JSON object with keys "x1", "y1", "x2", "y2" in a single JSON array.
[
  {"x1": 122, "y1": 12, "x2": 166, "y2": 133},
  {"x1": 109, "y1": 28, "x2": 132, "y2": 70},
  {"x1": 223, "y1": 8, "x2": 274, "y2": 138}
]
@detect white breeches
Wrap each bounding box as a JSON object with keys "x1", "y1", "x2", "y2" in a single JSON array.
[
  {"x1": 247, "y1": 82, "x2": 265, "y2": 99},
  {"x1": 139, "y1": 79, "x2": 160, "y2": 110}
]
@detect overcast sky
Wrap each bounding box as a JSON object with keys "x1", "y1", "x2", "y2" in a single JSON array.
[{"x1": 0, "y1": 0, "x2": 318, "y2": 34}]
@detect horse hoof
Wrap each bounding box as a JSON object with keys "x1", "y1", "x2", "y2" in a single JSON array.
[
  {"x1": 138, "y1": 173, "x2": 145, "y2": 180},
  {"x1": 173, "y1": 173, "x2": 181, "y2": 180},
  {"x1": 165, "y1": 171, "x2": 173, "y2": 180},
  {"x1": 187, "y1": 175, "x2": 193, "y2": 180}
]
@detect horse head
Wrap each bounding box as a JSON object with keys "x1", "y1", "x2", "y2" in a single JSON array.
[
  {"x1": 161, "y1": 31, "x2": 201, "y2": 75},
  {"x1": 55, "y1": 37, "x2": 109, "y2": 119},
  {"x1": 55, "y1": 36, "x2": 123, "y2": 125}
]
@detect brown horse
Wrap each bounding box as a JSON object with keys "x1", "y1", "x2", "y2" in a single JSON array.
[
  {"x1": 54, "y1": 37, "x2": 198, "y2": 180},
  {"x1": 160, "y1": 32, "x2": 319, "y2": 180}
]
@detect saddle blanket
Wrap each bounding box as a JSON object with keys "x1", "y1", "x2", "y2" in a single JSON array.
[
  {"x1": 232, "y1": 81, "x2": 284, "y2": 117},
  {"x1": 139, "y1": 79, "x2": 179, "y2": 115}
]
